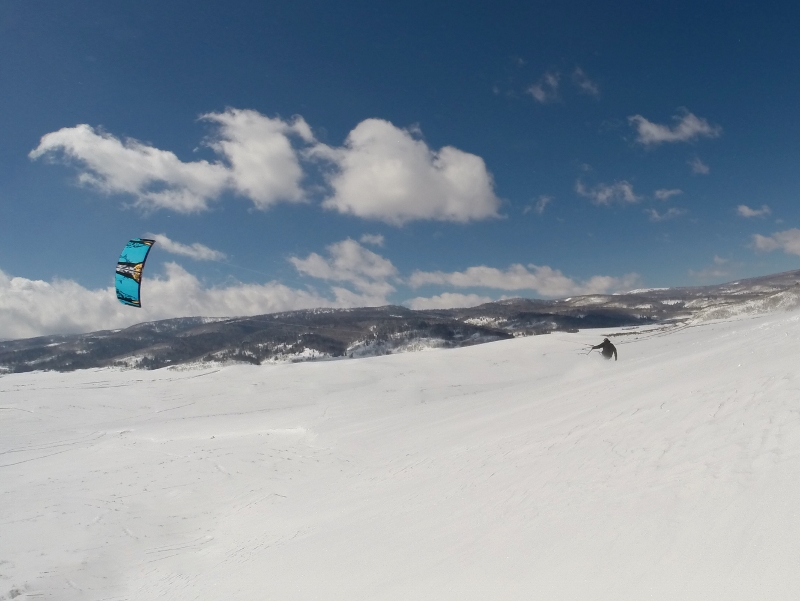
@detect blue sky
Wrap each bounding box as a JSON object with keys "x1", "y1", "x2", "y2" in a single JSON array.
[{"x1": 2, "y1": 0, "x2": 800, "y2": 338}]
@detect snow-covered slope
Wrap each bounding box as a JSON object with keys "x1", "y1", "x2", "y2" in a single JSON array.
[{"x1": 3, "y1": 310, "x2": 800, "y2": 600}]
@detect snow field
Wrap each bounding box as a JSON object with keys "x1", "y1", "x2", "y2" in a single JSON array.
[{"x1": 2, "y1": 311, "x2": 800, "y2": 599}]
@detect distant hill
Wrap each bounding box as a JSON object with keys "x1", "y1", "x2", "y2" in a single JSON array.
[{"x1": 2, "y1": 269, "x2": 799, "y2": 372}]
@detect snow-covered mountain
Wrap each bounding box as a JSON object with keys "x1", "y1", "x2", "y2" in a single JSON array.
[
  {"x1": 3, "y1": 284, "x2": 800, "y2": 599},
  {"x1": 2, "y1": 269, "x2": 800, "y2": 372}
]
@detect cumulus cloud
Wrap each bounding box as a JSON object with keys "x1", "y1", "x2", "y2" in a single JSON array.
[
  {"x1": 201, "y1": 108, "x2": 313, "y2": 209},
  {"x1": 571, "y1": 67, "x2": 600, "y2": 97},
  {"x1": 737, "y1": 204, "x2": 771, "y2": 218},
  {"x1": 408, "y1": 264, "x2": 640, "y2": 298},
  {"x1": 645, "y1": 207, "x2": 687, "y2": 222},
  {"x1": 404, "y1": 293, "x2": 495, "y2": 310},
  {"x1": 654, "y1": 188, "x2": 682, "y2": 200},
  {"x1": 29, "y1": 124, "x2": 230, "y2": 213},
  {"x1": 575, "y1": 180, "x2": 640, "y2": 206},
  {"x1": 146, "y1": 233, "x2": 227, "y2": 261},
  {"x1": 32, "y1": 111, "x2": 503, "y2": 226},
  {"x1": 751, "y1": 229, "x2": 800, "y2": 255},
  {"x1": 359, "y1": 234, "x2": 385, "y2": 247},
  {"x1": 0, "y1": 263, "x2": 348, "y2": 340},
  {"x1": 310, "y1": 119, "x2": 501, "y2": 225},
  {"x1": 527, "y1": 71, "x2": 560, "y2": 103},
  {"x1": 289, "y1": 238, "x2": 398, "y2": 302},
  {"x1": 628, "y1": 111, "x2": 721, "y2": 146},
  {"x1": 689, "y1": 157, "x2": 710, "y2": 174},
  {"x1": 29, "y1": 109, "x2": 313, "y2": 213}
]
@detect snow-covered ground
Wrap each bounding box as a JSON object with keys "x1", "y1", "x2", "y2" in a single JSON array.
[{"x1": 3, "y1": 310, "x2": 800, "y2": 600}]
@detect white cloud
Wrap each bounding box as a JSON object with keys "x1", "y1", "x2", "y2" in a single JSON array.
[
  {"x1": 688, "y1": 266, "x2": 730, "y2": 280},
  {"x1": 527, "y1": 71, "x2": 560, "y2": 103},
  {"x1": 0, "y1": 263, "x2": 350, "y2": 340},
  {"x1": 645, "y1": 207, "x2": 687, "y2": 222},
  {"x1": 289, "y1": 238, "x2": 398, "y2": 302},
  {"x1": 737, "y1": 204, "x2": 771, "y2": 218},
  {"x1": 201, "y1": 108, "x2": 313, "y2": 209},
  {"x1": 628, "y1": 111, "x2": 722, "y2": 146},
  {"x1": 310, "y1": 119, "x2": 501, "y2": 225},
  {"x1": 689, "y1": 157, "x2": 710, "y2": 174},
  {"x1": 29, "y1": 109, "x2": 314, "y2": 213},
  {"x1": 571, "y1": 67, "x2": 600, "y2": 97},
  {"x1": 29, "y1": 124, "x2": 230, "y2": 213},
  {"x1": 408, "y1": 264, "x2": 640, "y2": 298},
  {"x1": 654, "y1": 188, "x2": 682, "y2": 200},
  {"x1": 575, "y1": 180, "x2": 640, "y2": 206},
  {"x1": 32, "y1": 112, "x2": 503, "y2": 226},
  {"x1": 404, "y1": 293, "x2": 494, "y2": 310},
  {"x1": 752, "y1": 229, "x2": 800, "y2": 255},
  {"x1": 524, "y1": 195, "x2": 552, "y2": 215},
  {"x1": 146, "y1": 233, "x2": 227, "y2": 261},
  {"x1": 359, "y1": 234, "x2": 385, "y2": 247},
  {"x1": 688, "y1": 256, "x2": 732, "y2": 280}
]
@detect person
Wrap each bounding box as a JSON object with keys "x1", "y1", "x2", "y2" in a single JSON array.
[{"x1": 591, "y1": 338, "x2": 617, "y2": 361}]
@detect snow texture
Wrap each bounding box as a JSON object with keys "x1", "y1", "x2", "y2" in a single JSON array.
[{"x1": 2, "y1": 309, "x2": 800, "y2": 599}]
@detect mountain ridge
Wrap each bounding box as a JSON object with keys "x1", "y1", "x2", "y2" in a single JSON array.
[{"x1": 2, "y1": 269, "x2": 799, "y2": 372}]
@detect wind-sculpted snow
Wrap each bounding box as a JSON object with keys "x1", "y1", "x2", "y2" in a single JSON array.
[
  {"x1": 690, "y1": 287, "x2": 800, "y2": 322},
  {"x1": 3, "y1": 309, "x2": 800, "y2": 599}
]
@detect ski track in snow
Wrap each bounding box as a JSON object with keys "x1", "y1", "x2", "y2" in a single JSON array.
[{"x1": 2, "y1": 311, "x2": 800, "y2": 599}]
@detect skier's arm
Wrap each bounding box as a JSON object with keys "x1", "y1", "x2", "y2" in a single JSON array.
[{"x1": 591, "y1": 344, "x2": 602, "y2": 350}]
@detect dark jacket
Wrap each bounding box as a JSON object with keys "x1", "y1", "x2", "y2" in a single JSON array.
[{"x1": 592, "y1": 339, "x2": 617, "y2": 360}]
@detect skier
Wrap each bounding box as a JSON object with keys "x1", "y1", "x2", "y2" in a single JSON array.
[{"x1": 591, "y1": 338, "x2": 617, "y2": 361}]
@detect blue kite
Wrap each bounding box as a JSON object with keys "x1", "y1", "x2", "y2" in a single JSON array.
[{"x1": 115, "y1": 238, "x2": 155, "y2": 307}]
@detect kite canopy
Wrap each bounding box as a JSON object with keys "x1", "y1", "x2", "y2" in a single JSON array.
[{"x1": 115, "y1": 238, "x2": 155, "y2": 307}]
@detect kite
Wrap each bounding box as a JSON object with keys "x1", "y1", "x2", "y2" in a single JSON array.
[{"x1": 115, "y1": 238, "x2": 155, "y2": 307}]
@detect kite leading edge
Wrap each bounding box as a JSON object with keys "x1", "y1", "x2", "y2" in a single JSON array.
[{"x1": 115, "y1": 238, "x2": 155, "y2": 307}]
